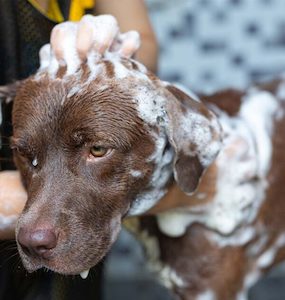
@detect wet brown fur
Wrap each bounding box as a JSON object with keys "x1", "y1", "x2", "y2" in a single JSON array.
[
  {"x1": 12, "y1": 66, "x2": 156, "y2": 274},
  {"x1": 136, "y1": 79, "x2": 285, "y2": 299},
  {"x1": 8, "y1": 55, "x2": 285, "y2": 300}
]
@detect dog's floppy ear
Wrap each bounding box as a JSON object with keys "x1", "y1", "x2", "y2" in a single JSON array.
[
  {"x1": 164, "y1": 85, "x2": 222, "y2": 194},
  {"x1": 0, "y1": 81, "x2": 22, "y2": 104}
]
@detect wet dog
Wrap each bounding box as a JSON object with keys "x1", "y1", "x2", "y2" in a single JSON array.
[{"x1": 4, "y1": 15, "x2": 285, "y2": 300}]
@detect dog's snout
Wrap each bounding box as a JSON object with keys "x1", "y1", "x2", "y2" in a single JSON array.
[{"x1": 18, "y1": 227, "x2": 57, "y2": 259}]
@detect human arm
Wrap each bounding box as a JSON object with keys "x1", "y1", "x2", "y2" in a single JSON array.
[
  {"x1": 95, "y1": 0, "x2": 158, "y2": 73},
  {"x1": 0, "y1": 171, "x2": 26, "y2": 239}
]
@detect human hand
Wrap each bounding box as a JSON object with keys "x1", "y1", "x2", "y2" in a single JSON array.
[
  {"x1": 40, "y1": 15, "x2": 141, "y2": 75},
  {"x1": 0, "y1": 171, "x2": 27, "y2": 239}
]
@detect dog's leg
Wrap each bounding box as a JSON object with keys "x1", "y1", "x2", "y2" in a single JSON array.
[{"x1": 133, "y1": 217, "x2": 255, "y2": 300}]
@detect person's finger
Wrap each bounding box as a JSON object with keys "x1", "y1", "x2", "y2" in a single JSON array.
[
  {"x1": 117, "y1": 31, "x2": 141, "y2": 58},
  {"x1": 39, "y1": 44, "x2": 51, "y2": 69},
  {"x1": 50, "y1": 22, "x2": 81, "y2": 75},
  {"x1": 77, "y1": 14, "x2": 119, "y2": 60}
]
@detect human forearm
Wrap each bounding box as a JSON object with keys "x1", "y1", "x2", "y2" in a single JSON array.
[
  {"x1": 95, "y1": 0, "x2": 158, "y2": 72},
  {"x1": 0, "y1": 171, "x2": 26, "y2": 239}
]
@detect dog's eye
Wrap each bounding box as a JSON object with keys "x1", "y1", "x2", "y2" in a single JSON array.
[{"x1": 90, "y1": 146, "x2": 108, "y2": 158}]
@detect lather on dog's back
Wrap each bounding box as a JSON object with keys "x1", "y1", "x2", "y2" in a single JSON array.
[{"x1": 7, "y1": 15, "x2": 285, "y2": 300}]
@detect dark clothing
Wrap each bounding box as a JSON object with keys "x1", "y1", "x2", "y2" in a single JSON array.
[
  {"x1": 0, "y1": 0, "x2": 56, "y2": 170},
  {"x1": 0, "y1": 1, "x2": 103, "y2": 299}
]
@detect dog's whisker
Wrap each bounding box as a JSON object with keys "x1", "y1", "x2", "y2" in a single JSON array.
[
  {"x1": 0, "y1": 142, "x2": 11, "y2": 145},
  {"x1": 1, "y1": 251, "x2": 20, "y2": 267},
  {"x1": 11, "y1": 256, "x2": 23, "y2": 273},
  {"x1": 0, "y1": 158, "x2": 13, "y2": 161},
  {"x1": 0, "y1": 245, "x2": 18, "y2": 254},
  {"x1": 0, "y1": 241, "x2": 18, "y2": 251}
]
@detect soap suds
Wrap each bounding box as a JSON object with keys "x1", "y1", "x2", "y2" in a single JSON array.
[
  {"x1": 133, "y1": 226, "x2": 186, "y2": 290},
  {"x1": 130, "y1": 170, "x2": 143, "y2": 178},
  {"x1": 157, "y1": 89, "x2": 280, "y2": 240},
  {"x1": 257, "y1": 233, "x2": 285, "y2": 268},
  {"x1": 128, "y1": 130, "x2": 174, "y2": 216},
  {"x1": 38, "y1": 14, "x2": 141, "y2": 82},
  {"x1": 196, "y1": 290, "x2": 216, "y2": 300}
]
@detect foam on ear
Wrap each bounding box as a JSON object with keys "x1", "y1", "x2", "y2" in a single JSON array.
[{"x1": 165, "y1": 85, "x2": 223, "y2": 194}]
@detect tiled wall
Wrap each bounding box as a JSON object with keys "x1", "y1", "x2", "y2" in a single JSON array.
[{"x1": 147, "y1": 0, "x2": 285, "y2": 93}]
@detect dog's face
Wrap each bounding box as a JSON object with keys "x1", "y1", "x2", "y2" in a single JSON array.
[{"x1": 11, "y1": 57, "x2": 222, "y2": 275}]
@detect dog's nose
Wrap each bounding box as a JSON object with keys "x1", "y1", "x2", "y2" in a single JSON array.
[{"x1": 18, "y1": 227, "x2": 57, "y2": 259}]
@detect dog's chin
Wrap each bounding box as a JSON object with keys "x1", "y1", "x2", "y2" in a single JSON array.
[{"x1": 19, "y1": 249, "x2": 107, "y2": 275}]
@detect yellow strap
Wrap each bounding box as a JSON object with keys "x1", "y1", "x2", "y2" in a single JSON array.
[
  {"x1": 28, "y1": 0, "x2": 64, "y2": 22},
  {"x1": 28, "y1": 0, "x2": 95, "y2": 22},
  {"x1": 47, "y1": 0, "x2": 65, "y2": 22},
  {"x1": 69, "y1": 0, "x2": 95, "y2": 21}
]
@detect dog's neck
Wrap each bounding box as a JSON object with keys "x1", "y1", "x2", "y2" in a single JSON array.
[{"x1": 146, "y1": 162, "x2": 217, "y2": 215}]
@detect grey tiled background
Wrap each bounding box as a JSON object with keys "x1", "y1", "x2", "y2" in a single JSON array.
[
  {"x1": 105, "y1": 0, "x2": 285, "y2": 299},
  {"x1": 151, "y1": 0, "x2": 285, "y2": 93}
]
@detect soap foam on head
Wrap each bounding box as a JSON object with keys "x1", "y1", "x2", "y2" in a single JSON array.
[{"x1": 39, "y1": 14, "x2": 141, "y2": 81}]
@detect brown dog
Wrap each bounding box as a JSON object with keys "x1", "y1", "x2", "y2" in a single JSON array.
[{"x1": 3, "y1": 15, "x2": 285, "y2": 300}]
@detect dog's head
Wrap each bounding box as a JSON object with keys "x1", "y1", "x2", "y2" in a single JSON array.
[{"x1": 10, "y1": 48, "x2": 222, "y2": 275}]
